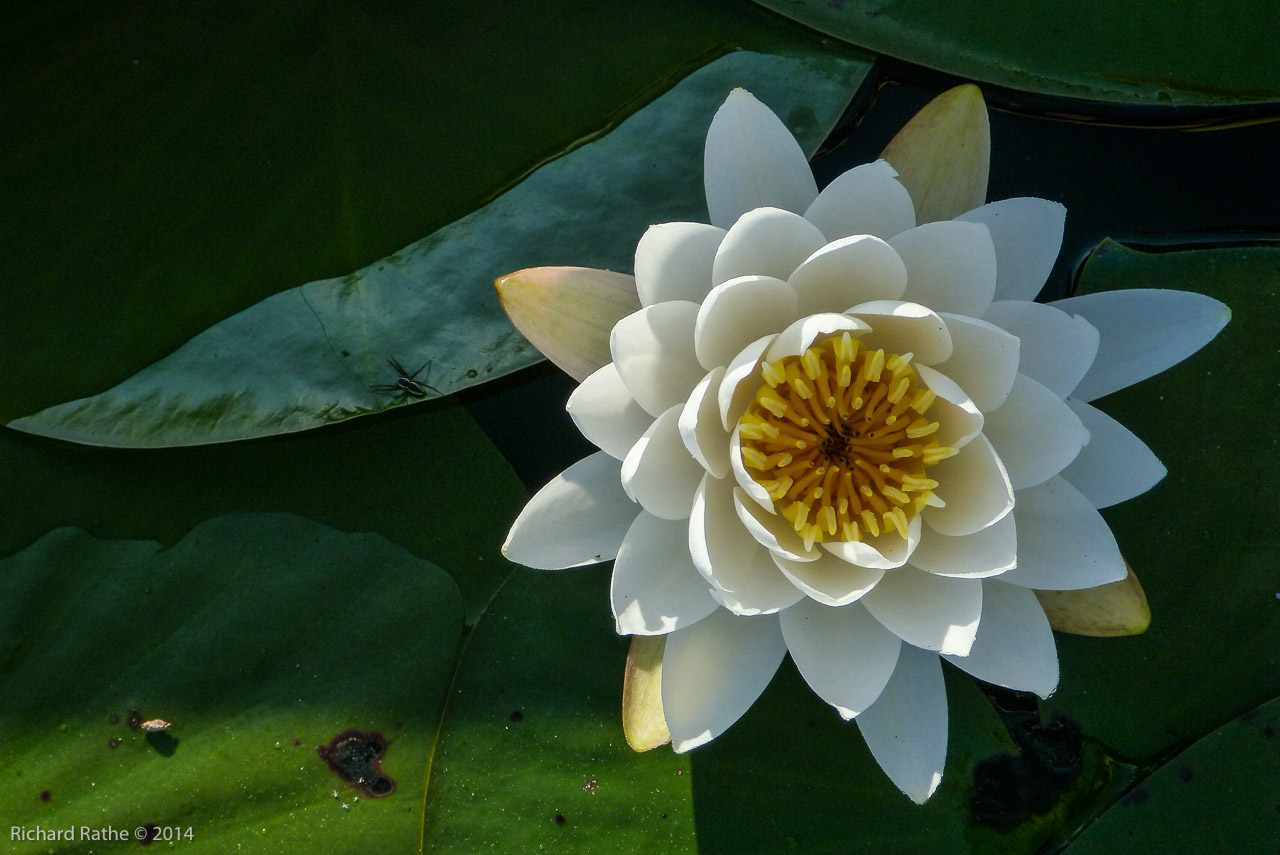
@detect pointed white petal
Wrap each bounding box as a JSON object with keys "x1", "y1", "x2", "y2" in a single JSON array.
[
  {"x1": 856, "y1": 644, "x2": 947, "y2": 803},
  {"x1": 890, "y1": 220, "x2": 998, "y2": 317},
  {"x1": 943, "y1": 580, "x2": 1058, "y2": 697},
  {"x1": 934, "y1": 313, "x2": 1020, "y2": 411},
  {"x1": 848, "y1": 300, "x2": 954, "y2": 365},
  {"x1": 718, "y1": 334, "x2": 775, "y2": 431},
  {"x1": 567, "y1": 362, "x2": 655, "y2": 459},
  {"x1": 679, "y1": 367, "x2": 731, "y2": 479},
  {"x1": 695, "y1": 275, "x2": 799, "y2": 370},
  {"x1": 773, "y1": 551, "x2": 884, "y2": 606},
  {"x1": 957, "y1": 198, "x2": 1066, "y2": 303},
  {"x1": 822, "y1": 514, "x2": 922, "y2": 570},
  {"x1": 862, "y1": 567, "x2": 982, "y2": 655},
  {"x1": 983, "y1": 301, "x2": 1100, "y2": 399},
  {"x1": 925, "y1": 434, "x2": 1014, "y2": 536},
  {"x1": 915, "y1": 364, "x2": 984, "y2": 449},
  {"x1": 634, "y1": 222, "x2": 726, "y2": 306},
  {"x1": 712, "y1": 207, "x2": 828, "y2": 286},
  {"x1": 503, "y1": 451, "x2": 639, "y2": 569},
  {"x1": 983, "y1": 374, "x2": 1089, "y2": 490},
  {"x1": 910, "y1": 513, "x2": 1016, "y2": 578},
  {"x1": 1060, "y1": 398, "x2": 1166, "y2": 508},
  {"x1": 803, "y1": 160, "x2": 916, "y2": 242},
  {"x1": 612, "y1": 512, "x2": 720, "y2": 635},
  {"x1": 781, "y1": 599, "x2": 902, "y2": 718},
  {"x1": 621, "y1": 405, "x2": 704, "y2": 520},
  {"x1": 788, "y1": 234, "x2": 909, "y2": 317},
  {"x1": 1051, "y1": 289, "x2": 1231, "y2": 402},
  {"x1": 1000, "y1": 476, "x2": 1127, "y2": 590},
  {"x1": 734, "y1": 488, "x2": 820, "y2": 563},
  {"x1": 764, "y1": 312, "x2": 871, "y2": 363},
  {"x1": 664, "y1": 609, "x2": 787, "y2": 752},
  {"x1": 611, "y1": 301, "x2": 705, "y2": 416},
  {"x1": 704, "y1": 89, "x2": 818, "y2": 230}
]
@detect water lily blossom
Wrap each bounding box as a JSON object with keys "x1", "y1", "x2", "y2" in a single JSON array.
[{"x1": 498, "y1": 85, "x2": 1229, "y2": 802}]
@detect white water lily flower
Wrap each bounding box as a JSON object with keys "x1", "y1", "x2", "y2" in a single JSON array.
[{"x1": 499, "y1": 86, "x2": 1229, "y2": 802}]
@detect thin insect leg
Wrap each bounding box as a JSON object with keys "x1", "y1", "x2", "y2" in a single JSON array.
[
  {"x1": 386, "y1": 356, "x2": 410, "y2": 376},
  {"x1": 405, "y1": 360, "x2": 431, "y2": 381}
]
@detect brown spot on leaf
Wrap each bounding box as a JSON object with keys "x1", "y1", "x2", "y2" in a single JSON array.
[
  {"x1": 553, "y1": 813, "x2": 567, "y2": 826},
  {"x1": 39, "y1": 789, "x2": 51, "y2": 803},
  {"x1": 317, "y1": 730, "x2": 395, "y2": 797}
]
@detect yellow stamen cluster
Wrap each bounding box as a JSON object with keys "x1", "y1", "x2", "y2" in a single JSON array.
[{"x1": 738, "y1": 332, "x2": 957, "y2": 550}]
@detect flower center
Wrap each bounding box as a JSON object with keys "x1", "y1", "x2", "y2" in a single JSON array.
[{"x1": 738, "y1": 332, "x2": 957, "y2": 550}]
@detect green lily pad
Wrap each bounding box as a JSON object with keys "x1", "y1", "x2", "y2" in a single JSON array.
[
  {"x1": 749, "y1": 0, "x2": 1280, "y2": 106},
  {"x1": 0, "y1": 513, "x2": 463, "y2": 854},
  {"x1": 8, "y1": 49, "x2": 870, "y2": 448}
]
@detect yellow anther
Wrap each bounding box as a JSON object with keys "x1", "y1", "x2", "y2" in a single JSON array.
[
  {"x1": 819, "y1": 505, "x2": 838, "y2": 536},
  {"x1": 906, "y1": 418, "x2": 940, "y2": 438},
  {"x1": 887, "y1": 376, "x2": 911, "y2": 405},
  {"x1": 886, "y1": 352, "x2": 914, "y2": 375},
  {"x1": 802, "y1": 348, "x2": 822, "y2": 380},
  {"x1": 741, "y1": 447, "x2": 769, "y2": 469},
  {"x1": 922, "y1": 445, "x2": 959, "y2": 465},
  {"x1": 893, "y1": 447, "x2": 914, "y2": 458},
  {"x1": 883, "y1": 486, "x2": 910, "y2": 505},
  {"x1": 865, "y1": 349, "x2": 885, "y2": 382},
  {"x1": 761, "y1": 360, "x2": 786, "y2": 388},
  {"x1": 884, "y1": 507, "x2": 909, "y2": 538},
  {"x1": 910, "y1": 389, "x2": 936, "y2": 414},
  {"x1": 861, "y1": 510, "x2": 880, "y2": 538}
]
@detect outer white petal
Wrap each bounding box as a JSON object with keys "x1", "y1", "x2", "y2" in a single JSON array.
[
  {"x1": 1000, "y1": 476, "x2": 1127, "y2": 590},
  {"x1": 890, "y1": 220, "x2": 998, "y2": 317},
  {"x1": 983, "y1": 301, "x2": 1100, "y2": 399},
  {"x1": 764, "y1": 312, "x2": 871, "y2": 363},
  {"x1": 718, "y1": 334, "x2": 775, "y2": 430},
  {"x1": 915, "y1": 364, "x2": 984, "y2": 449},
  {"x1": 822, "y1": 514, "x2": 922, "y2": 570},
  {"x1": 712, "y1": 207, "x2": 827, "y2": 286},
  {"x1": 862, "y1": 567, "x2": 982, "y2": 655},
  {"x1": 909, "y1": 513, "x2": 1017, "y2": 578},
  {"x1": 734, "y1": 489, "x2": 820, "y2": 563},
  {"x1": 934, "y1": 313, "x2": 1020, "y2": 411},
  {"x1": 634, "y1": 221, "x2": 726, "y2": 306},
  {"x1": 695, "y1": 275, "x2": 799, "y2": 370},
  {"x1": 773, "y1": 551, "x2": 884, "y2": 606},
  {"x1": 611, "y1": 301, "x2": 705, "y2": 416},
  {"x1": 803, "y1": 159, "x2": 916, "y2": 242},
  {"x1": 690, "y1": 475, "x2": 806, "y2": 615},
  {"x1": 612, "y1": 512, "x2": 720, "y2": 636},
  {"x1": 856, "y1": 644, "x2": 947, "y2": 804},
  {"x1": 788, "y1": 234, "x2": 909, "y2": 317},
  {"x1": 1051, "y1": 289, "x2": 1231, "y2": 402},
  {"x1": 729, "y1": 428, "x2": 775, "y2": 513},
  {"x1": 621, "y1": 406, "x2": 704, "y2": 520},
  {"x1": 943, "y1": 579, "x2": 1058, "y2": 698},
  {"x1": 983, "y1": 374, "x2": 1089, "y2": 491},
  {"x1": 957, "y1": 198, "x2": 1066, "y2": 303},
  {"x1": 567, "y1": 362, "x2": 654, "y2": 460},
  {"x1": 925, "y1": 434, "x2": 1014, "y2": 536},
  {"x1": 781, "y1": 599, "x2": 902, "y2": 719},
  {"x1": 679, "y1": 367, "x2": 731, "y2": 478},
  {"x1": 704, "y1": 89, "x2": 818, "y2": 230},
  {"x1": 664, "y1": 609, "x2": 787, "y2": 752},
  {"x1": 1060, "y1": 398, "x2": 1167, "y2": 508},
  {"x1": 503, "y1": 451, "x2": 640, "y2": 569},
  {"x1": 847, "y1": 300, "x2": 954, "y2": 366}
]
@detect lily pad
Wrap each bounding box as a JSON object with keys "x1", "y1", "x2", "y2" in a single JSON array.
[
  {"x1": 8, "y1": 49, "x2": 870, "y2": 448},
  {"x1": 0, "y1": 513, "x2": 463, "y2": 854},
  {"x1": 749, "y1": 0, "x2": 1280, "y2": 106}
]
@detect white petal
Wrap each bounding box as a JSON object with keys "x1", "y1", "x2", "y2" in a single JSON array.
[
  {"x1": 925, "y1": 434, "x2": 1014, "y2": 536},
  {"x1": 611, "y1": 301, "x2": 705, "y2": 416},
  {"x1": 788, "y1": 235, "x2": 909, "y2": 317},
  {"x1": 690, "y1": 475, "x2": 805, "y2": 615},
  {"x1": 718, "y1": 334, "x2": 775, "y2": 430},
  {"x1": 503, "y1": 451, "x2": 639, "y2": 569},
  {"x1": 704, "y1": 89, "x2": 818, "y2": 230},
  {"x1": 890, "y1": 220, "x2": 998, "y2": 317},
  {"x1": 621, "y1": 405, "x2": 704, "y2": 520},
  {"x1": 567, "y1": 362, "x2": 655, "y2": 459},
  {"x1": 712, "y1": 207, "x2": 828, "y2": 286},
  {"x1": 612, "y1": 512, "x2": 720, "y2": 636},
  {"x1": 679, "y1": 367, "x2": 731, "y2": 478},
  {"x1": 933, "y1": 313, "x2": 1020, "y2": 411},
  {"x1": 1000, "y1": 476, "x2": 1127, "y2": 590},
  {"x1": 847, "y1": 300, "x2": 953, "y2": 366},
  {"x1": 943, "y1": 579, "x2": 1058, "y2": 698},
  {"x1": 1051, "y1": 289, "x2": 1231, "y2": 402},
  {"x1": 773, "y1": 551, "x2": 884, "y2": 606},
  {"x1": 856, "y1": 644, "x2": 947, "y2": 803},
  {"x1": 983, "y1": 301, "x2": 1100, "y2": 399},
  {"x1": 764, "y1": 312, "x2": 871, "y2": 363},
  {"x1": 1060, "y1": 398, "x2": 1166, "y2": 508},
  {"x1": 909, "y1": 513, "x2": 1017, "y2": 578},
  {"x1": 803, "y1": 160, "x2": 916, "y2": 242},
  {"x1": 822, "y1": 514, "x2": 922, "y2": 570},
  {"x1": 729, "y1": 428, "x2": 775, "y2": 513},
  {"x1": 862, "y1": 567, "x2": 982, "y2": 655},
  {"x1": 915, "y1": 364, "x2": 984, "y2": 449},
  {"x1": 634, "y1": 222, "x2": 726, "y2": 307},
  {"x1": 695, "y1": 275, "x2": 799, "y2": 370},
  {"x1": 734, "y1": 488, "x2": 819, "y2": 563},
  {"x1": 664, "y1": 609, "x2": 787, "y2": 752},
  {"x1": 781, "y1": 599, "x2": 902, "y2": 718},
  {"x1": 957, "y1": 198, "x2": 1066, "y2": 303},
  {"x1": 983, "y1": 373, "x2": 1089, "y2": 490}
]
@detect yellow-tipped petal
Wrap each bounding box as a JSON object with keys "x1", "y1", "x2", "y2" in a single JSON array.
[
  {"x1": 622, "y1": 634, "x2": 671, "y2": 751},
  {"x1": 495, "y1": 266, "x2": 640, "y2": 382},
  {"x1": 879, "y1": 84, "x2": 990, "y2": 224},
  {"x1": 1036, "y1": 563, "x2": 1151, "y2": 637}
]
